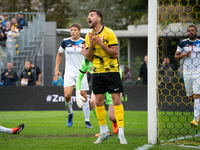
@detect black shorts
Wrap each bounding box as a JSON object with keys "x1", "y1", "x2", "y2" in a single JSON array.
[{"x1": 92, "y1": 72, "x2": 123, "y2": 94}]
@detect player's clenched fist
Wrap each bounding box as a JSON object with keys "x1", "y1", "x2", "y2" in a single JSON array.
[{"x1": 54, "y1": 69, "x2": 61, "y2": 80}]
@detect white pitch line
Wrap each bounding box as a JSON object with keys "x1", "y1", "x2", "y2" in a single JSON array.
[
  {"x1": 177, "y1": 145, "x2": 200, "y2": 149},
  {"x1": 135, "y1": 144, "x2": 153, "y2": 150},
  {"x1": 163, "y1": 132, "x2": 200, "y2": 149}
]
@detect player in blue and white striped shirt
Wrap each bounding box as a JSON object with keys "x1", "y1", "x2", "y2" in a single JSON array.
[
  {"x1": 175, "y1": 24, "x2": 200, "y2": 127},
  {"x1": 54, "y1": 23, "x2": 92, "y2": 128}
]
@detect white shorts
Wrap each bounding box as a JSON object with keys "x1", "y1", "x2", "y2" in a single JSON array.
[
  {"x1": 64, "y1": 75, "x2": 89, "y2": 91},
  {"x1": 184, "y1": 73, "x2": 200, "y2": 96}
]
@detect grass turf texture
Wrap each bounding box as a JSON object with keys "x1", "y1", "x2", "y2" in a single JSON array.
[{"x1": 0, "y1": 111, "x2": 196, "y2": 150}]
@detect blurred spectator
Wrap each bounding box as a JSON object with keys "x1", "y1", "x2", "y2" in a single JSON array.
[
  {"x1": 20, "y1": 60, "x2": 35, "y2": 86},
  {"x1": 2, "y1": 14, "x2": 11, "y2": 29},
  {"x1": 5, "y1": 21, "x2": 11, "y2": 30},
  {"x1": 0, "y1": 28, "x2": 6, "y2": 47},
  {"x1": 30, "y1": 61, "x2": 41, "y2": 86},
  {"x1": 6, "y1": 26, "x2": 18, "y2": 60},
  {"x1": 3, "y1": 21, "x2": 11, "y2": 40},
  {"x1": 159, "y1": 57, "x2": 176, "y2": 85},
  {"x1": 0, "y1": 12, "x2": 4, "y2": 30},
  {"x1": 17, "y1": 11, "x2": 28, "y2": 30},
  {"x1": 7, "y1": 26, "x2": 18, "y2": 42},
  {"x1": 137, "y1": 55, "x2": 148, "y2": 85},
  {"x1": 123, "y1": 66, "x2": 132, "y2": 81},
  {"x1": 123, "y1": 66, "x2": 134, "y2": 85},
  {"x1": 1, "y1": 62, "x2": 18, "y2": 86},
  {"x1": 0, "y1": 21, "x2": 11, "y2": 43},
  {"x1": 53, "y1": 74, "x2": 63, "y2": 86},
  {"x1": 11, "y1": 18, "x2": 20, "y2": 31}
]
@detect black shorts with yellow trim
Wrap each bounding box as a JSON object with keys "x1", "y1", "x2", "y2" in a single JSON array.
[{"x1": 92, "y1": 72, "x2": 123, "y2": 95}]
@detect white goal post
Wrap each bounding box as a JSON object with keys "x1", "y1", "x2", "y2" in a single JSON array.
[{"x1": 148, "y1": 0, "x2": 158, "y2": 144}]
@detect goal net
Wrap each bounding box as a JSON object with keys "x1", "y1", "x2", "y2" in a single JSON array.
[{"x1": 156, "y1": 0, "x2": 200, "y2": 146}]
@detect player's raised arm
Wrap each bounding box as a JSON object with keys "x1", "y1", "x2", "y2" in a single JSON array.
[{"x1": 86, "y1": 32, "x2": 94, "y2": 61}]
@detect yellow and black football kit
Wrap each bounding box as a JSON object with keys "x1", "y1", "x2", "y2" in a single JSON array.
[
  {"x1": 85, "y1": 26, "x2": 125, "y2": 132},
  {"x1": 85, "y1": 26, "x2": 119, "y2": 73}
]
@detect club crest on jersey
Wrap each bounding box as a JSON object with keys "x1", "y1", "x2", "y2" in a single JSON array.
[
  {"x1": 103, "y1": 39, "x2": 108, "y2": 44},
  {"x1": 189, "y1": 45, "x2": 196, "y2": 47},
  {"x1": 196, "y1": 43, "x2": 200, "y2": 47}
]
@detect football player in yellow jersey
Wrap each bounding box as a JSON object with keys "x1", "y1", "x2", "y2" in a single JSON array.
[{"x1": 85, "y1": 9, "x2": 127, "y2": 144}]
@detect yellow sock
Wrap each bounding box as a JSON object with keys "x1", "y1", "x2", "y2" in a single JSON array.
[
  {"x1": 96, "y1": 105, "x2": 106, "y2": 126},
  {"x1": 114, "y1": 104, "x2": 124, "y2": 128}
]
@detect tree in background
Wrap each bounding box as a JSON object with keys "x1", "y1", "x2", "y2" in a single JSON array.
[
  {"x1": 0, "y1": 0, "x2": 148, "y2": 29},
  {"x1": 115, "y1": 0, "x2": 148, "y2": 29},
  {"x1": 1, "y1": 0, "x2": 200, "y2": 29},
  {"x1": 68, "y1": 0, "x2": 148, "y2": 30},
  {"x1": 31, "y1": 0, "x2": 71, "y2": 28},
  {"x1": 67, "y1": 0, "x2": 119, "y2": 29},
  {"x1": 0, "y1": 0, "x2": 21, "y2": 12},
  {"x1": 0, "y1": 0, "x2": 71, "y2": 28}
]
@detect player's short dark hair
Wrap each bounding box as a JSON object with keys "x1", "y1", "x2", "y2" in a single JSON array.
[
  {"x1": 89, "y1": 9, "x2": 103, "y2": 22},
  {"x1": 69, "y1": 23, "x2": 81, "y2": 30},
  {"x1": 188, "y1": 25, "x2": 197, "y2": 31},
  {"x1": 82, "y1": 41, "x2": 86, "y2": 45}
]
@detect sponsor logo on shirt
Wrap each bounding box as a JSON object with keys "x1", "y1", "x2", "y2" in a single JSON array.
[
  {"x1": 72, "y1": 45, "x2": 79, "y2": 48},
  {"x1": 65, "y1": 47, "x2": 82, "y2": 54},
  {"x1": 189, "y1": 45, "x2": 196, "y2": 47}
]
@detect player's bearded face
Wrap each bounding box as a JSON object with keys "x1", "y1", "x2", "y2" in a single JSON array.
[
  {"x1": 88, "y1": 18, "x2": 97, "y2": 28},
  {"x1": 88, "y1": 13, "x2": 98, "y2": 28},
  {"x1": 187, "y1": 27, "x2": 197, "y2": 40}
]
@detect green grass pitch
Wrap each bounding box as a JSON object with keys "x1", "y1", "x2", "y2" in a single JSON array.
[{"x1": 0, "y1": 111, "x2": 196, "y2": 150}]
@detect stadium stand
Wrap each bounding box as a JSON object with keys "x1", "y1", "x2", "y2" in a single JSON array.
[{"x1": 0, "y1": 12, "x2": 45, "y2": 85}]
